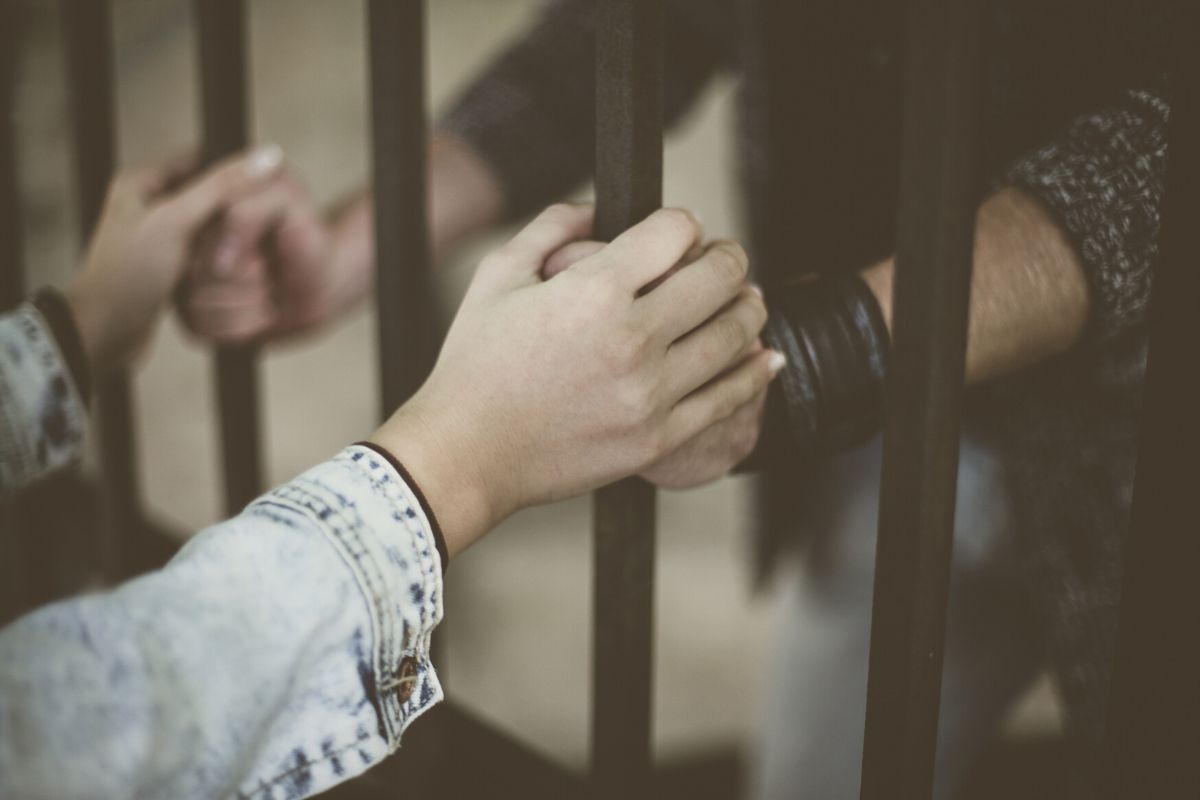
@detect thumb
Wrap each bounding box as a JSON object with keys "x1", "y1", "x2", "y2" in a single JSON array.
[
  {"x1": 480, "y1": 203, "x2": 595, "y2": 289},
  {"x1": 157, "y1": 143, "x2": 284, "y2": 232}
]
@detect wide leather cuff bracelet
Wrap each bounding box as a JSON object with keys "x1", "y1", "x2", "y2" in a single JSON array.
[{"x1": 760, "y1": 272, "x2": 890, "y2": 454}]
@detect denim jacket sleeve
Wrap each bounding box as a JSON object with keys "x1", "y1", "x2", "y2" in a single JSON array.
[
  {"x1": 0, "y1": 443, "x2": 445, "y2": 799},
  {"x1": 0, "y1": 301, "x2": 89, "y2": 494}
]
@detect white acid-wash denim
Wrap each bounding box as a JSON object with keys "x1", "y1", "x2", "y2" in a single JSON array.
[{"x1": 0, "y1": 303, "x2": 445, "y2": 799}]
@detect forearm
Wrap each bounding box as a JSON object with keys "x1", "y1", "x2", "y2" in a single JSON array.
[
  {"x1": 0, "y1": 447, "x2": 443, "y2": 800},
  {"x1": 329, "y1": 134, "x2": 507, "y2": 280},
  {"x1": 860, "y1": 185, "x2": 1089, "y2": 386}
]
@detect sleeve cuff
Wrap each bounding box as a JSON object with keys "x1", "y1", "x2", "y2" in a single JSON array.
[
  {"x1": 252, "y1": 446, "x2": 447, "y2": 745},
  {"x1": 31, "y1": 287, "x2": 91, "y2": 405},
  {"x1": 355, "y1": 440, "x2": 449, "y2": 574}
]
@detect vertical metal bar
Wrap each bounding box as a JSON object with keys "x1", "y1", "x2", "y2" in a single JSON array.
[
  {"x1": 60, "y1": 0, "x2": 143, "y2": 573},
  {"x1": 364, "y1": 3, "x2": 443, "y2": 791},
  {"x1": 367, "y1": 0, "x2": 435, "y2": 416},
  {"x1": 194, "y1": 0, "x2": 263, "y2": 515},
  {"x1": 591, "y1": 1, "x2": 663, "y2": 797},
  {"x1": 0, "y1": 0, "x2": 26, "y2": 622},
  {"x1": 1101, "y1": 8, "x2": 1200, "y2": 798},
  {"x1": 0, "y1": 0, "x2": 22, "y2": 311},
  {"x1": 859, "y1": 0, "x2": 983, "y2": 798}
]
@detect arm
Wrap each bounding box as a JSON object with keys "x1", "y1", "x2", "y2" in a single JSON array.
[
  {"x1": 646, "y1": 84, "x2": 1166, "y2": 485},
  {"x1": 859, "y1": 184, "x2": 1089, "y2": 387},
  {"x1": 0, "y1": 446, "x2": 444, "y2": 800},
  {"x1": 0, "y1": 147, "x2": 283, "y2": 493},
  {"x1": 182, "y1": 0, "x2": 735, "y2": 343},
  {"x1": 2, "y1": 204, "x2": 777, "y2": 799}
]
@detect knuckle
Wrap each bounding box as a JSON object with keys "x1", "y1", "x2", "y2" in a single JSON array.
[
  {"x1": 615, "y1": 378, "x2": 656, "y2": 428},
  {"x1": 709, "y1": 242, "x2": 748, "y2": 286},
  {"x1": 541, "y1": 202, "x2": 582, "y2": 229},
  {"x1": 652, "y1": 207, "x2": 698, "y2": 241},
  {"x1": 714, "y1": 314, "x2": 748, "y2": 353}
]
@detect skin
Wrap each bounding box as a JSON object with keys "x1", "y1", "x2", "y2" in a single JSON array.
[
  {"x1": 64, "y1": 165, "x2": 782, "y2": 559},
  {"x1": 370, "y1": 205, "x2": 783, "y2": 555},
  {"x1": 182, "y1": 138, "x2": 1091, "y2": 491},
  {"x1": 64, "y1": 144, "x2": 285, "y2": 375}
]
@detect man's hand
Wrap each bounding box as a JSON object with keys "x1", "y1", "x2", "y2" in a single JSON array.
[
  {"x1": 370, "y1": 204, "x2": 783, "y2": 556},
  {"x1": 64, "y1": 144, "x2": 283, "y2": 376},
  {"x1": 180, "y1": 165, "x2": 369, "y2": 343},
  {"x1": 543, "y1": 238, "x2": 773, "y2": 491}
]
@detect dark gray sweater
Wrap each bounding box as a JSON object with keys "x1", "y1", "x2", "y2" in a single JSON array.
[{"x1": 441, "y1": 0, "x2": 1170, "y2": 763}]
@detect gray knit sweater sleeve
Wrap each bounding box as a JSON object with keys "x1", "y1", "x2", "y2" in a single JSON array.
[
  {"x1": 438, "y1": 0, "x2": 732, "y2": 220},
  {"x1": 1005, "y1": 85, "x2": 1170, "y2": 344}
]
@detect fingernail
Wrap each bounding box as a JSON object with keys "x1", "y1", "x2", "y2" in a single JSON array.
[
  {"x1": 767, "y1": 351, "x2": 787, "y2": 375},
  {"x1": 247, "y1": 143, "x2": 283, "y2": 177},
  {"x1": 749, "y1": 283, "x2": 764, "y2": 300}
]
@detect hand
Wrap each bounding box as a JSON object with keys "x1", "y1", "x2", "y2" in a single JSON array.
[
  {"x1": 64, "y1": 144, "x2": 283, "y2": 376},
  {"x1": 544, "y1": 239, "x2": 773, "y2": 490},
  {"x1": 370, "y1": 204, "x2": 783, "y2": 556},
  {"x1": 180, "y1": 165, "x2": 368, "y2": 343}
]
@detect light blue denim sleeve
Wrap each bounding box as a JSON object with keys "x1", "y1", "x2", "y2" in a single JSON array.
[
  {"x1": 0, "y1": 303, "x2": 88, "y2": 494},
  {"x1": 0, "y1": 445, "x2": 445, "y2": 800}
]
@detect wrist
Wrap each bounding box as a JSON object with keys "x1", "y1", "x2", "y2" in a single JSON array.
[
  {"x1": 62, "y1": 275, "x2": 117, "y2": 378},
  {"x1": 763, "y1": 272, "x2": 891, "y2": 451},
  {"x1": 368, "y1": 394, "x2": 510, "y2": 559}
]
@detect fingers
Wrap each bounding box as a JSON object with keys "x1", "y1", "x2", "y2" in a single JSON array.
[
  {"x1": 181, "y1": 262, "x2": 277, "y2": 343},
  {"x1": 594, "y1": 207, "x2": 703, "y2": 291},
  {"x1": 641, "y1": 388, "x2": 767, "y2": 490},
  {"x1": 663, "y1": 286, "x2": 768, "y2": 399},
  {"x1": 542, "y1": 240, "x2": 604, "y2": 280},
  {"x1": 157, "y1": 143, "x2": 284, "y2": 232},
  {"x1": 204, "y1": 179, "x2": 303, "y2": 277},
  {"x1": 664, "y1": 349, "x2": 785, "y2": 452},
  {"x1": 483, "y1": 204, "x2": 595, "y2": 287},
  {"x1": 638, "y1": 240, "x2": 751, "y2": 342}
]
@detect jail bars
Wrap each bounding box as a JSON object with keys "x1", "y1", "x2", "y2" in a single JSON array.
[
  {"x1": 0, "y1": 1, "x2": 1195, "y2": 799},
  {"x1": 0, "y1": 0, "x2": 21, "y2": 311},
  {"x1": 859, "y1": 0, "x2": 983, "y2": 798},
  {"x1": 194, "y1": 0, "x2": 264, "y2": 516},
  {"x1": 59, "y1": 0, "x2": 143, "y2": 578},
  {"x1": 591, "y1": 1, "x2": 664, "y2": 797},
  {"x1": 1100, "y1": 9, "x2": 1200, "y2": 799},
  {"x1": 366, "y1": 0, "x2": 436, "y2": 421}
]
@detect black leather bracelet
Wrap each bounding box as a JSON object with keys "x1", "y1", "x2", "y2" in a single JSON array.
[
  {"x1": 31, "y1": 287, "x2": 92, "y2": 406},
  {"x1": 759, "y1": 272, "x2": 890, "y2": 455}
]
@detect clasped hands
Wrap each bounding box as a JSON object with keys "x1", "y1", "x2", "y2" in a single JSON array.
[{"x1": 72, "y1": 148, "x2": 780, "y2": 556}]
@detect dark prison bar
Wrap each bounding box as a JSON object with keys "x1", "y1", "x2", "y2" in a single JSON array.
[
  {"x1": 859, "y1": 0, "x2": 983, "y2": 798},
  {"x1": 195, "y1": 0, "x2": 264, "y2": 516},
  {"x1": 1101, "y1": 8, "x2": 1200, "y2": 799},
  {"x1": 592, "y1": 1, "x2": 664, "y2": 798},
  {"x1": 60, "y1": 0, "x2": 143, "y2": 577},
  {"x1": 0, "y1": 0, "x2": 21, "y2": 310}
]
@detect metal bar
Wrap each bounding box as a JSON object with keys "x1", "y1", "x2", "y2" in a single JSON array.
[
  {"x1": 60, "y1": 0, "x2": 144, "y2": 575},
  {"x1": 0, "y1": 0, "x2": 22, "y2": 311},
  {"x1": 591, "y1": 1, "x2": 664, "y2": 796},
  {"x1": 859, "y1": 0, "x2": 983, "y2": 797},
  {"x1": 194, "y1": 0, "x2": 263, "y2": 515},
  {"x1": 1100, "y1": 7, "x2": 1200, "y2": 797},
  {"x1": 367, "y1": 0, "x2": 435, "y2": 416},
  {"x1": 364, "y1": 2, "x2": 445, "y2": 792}
]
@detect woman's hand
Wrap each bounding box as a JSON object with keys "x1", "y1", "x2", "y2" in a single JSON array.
[
  {"x1": 370, "y1": 204, "x2": 783, "y2": 557},
  {"x1": 64, "y1": 145, "x2": 283, "y2": 376}
]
